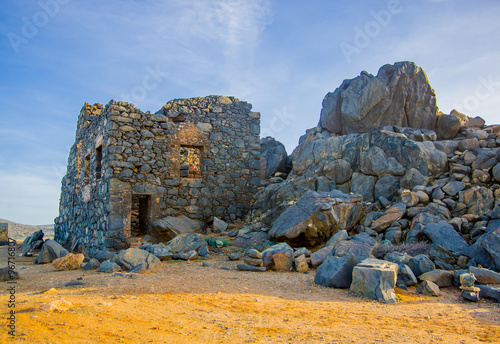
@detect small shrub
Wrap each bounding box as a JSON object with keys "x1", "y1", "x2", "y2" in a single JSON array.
[
  {"x1": 373, "y1": 242, "x2": 430, "y2": 259},
  {"x1": 205, "y1": 237, "x2": 232, "y2": 248}
]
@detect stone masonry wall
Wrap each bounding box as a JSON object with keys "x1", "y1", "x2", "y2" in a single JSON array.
[{"x1": 55, "y1": 96, "x2": 261, "y2": 257}]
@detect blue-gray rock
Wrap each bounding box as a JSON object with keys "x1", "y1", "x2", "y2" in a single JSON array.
[
  {"x1": 314, "y1": 254, "x2": 357, "y2": 288},
  {"x1": 374, "y1": 174, "x2": 400, "y2": 202},
  {"x1": 0, "y1": 267, "x2": 19, "y2": 282},
  {"x1": 178, "y1": 250, "x2": 199, "y2": 261},
  {"x1": 83, "y1": 258, "x2": 100, "y2": 271},
  {"x1": 311, "y1": 246, "x2": 335, "y2": 268},
  {"x1": 269, "y1": 190, "x2": 366, "y2": 246},
  {"x1": 333, "y1": 232, "x2": 376, "y2": 263},
  {"x1": 261, "y1": 136, "x2": 288, "y2": 179},
  {"x1": 197, "y1": 246, "x2": 209, "y2": 257},
  {"x1": 99, "y1": 260, "x2": 121, "y2": 273},
  {"x1": 384, "y1": 252, "x2": 411, "y2": 265},
  {"x1": 293, "y1": 247, "x2": 312, "y2": 258},
  {"x1": 478, "y1": 285, "x2": 500, "y2": 302},
  {"x1": 165, "y1": 233, "x2": 207, "y2": 254},
  {"x1": 442, "y1": 181, "x2": 465, "y2": 196},
  {"x1": 493, "y1": 163, "x2": 500, "y2": 182},
  {"x1": 35, "y1": 240, "x2": 69, "y2": 264},
  {"x1": 115, "y1": 248, "x2": 160, "y2": 271},
  {"x1": 151, "y1": 215, "x2": 203, "y2": 242},
  {"x1": 401, "y1": 168, "x2": 428, "y2": 190},
  {"x1": 350, "y1": 172, "x2": 376, "y2": 203},
  {"x1": 461, "y1": 290, "x2": 480, "y2": 302},
  {"x1": 237, "y1": 264, "x2": 266, "y2": 272},
  {"x1": 423, "y1": 221, "x2": 469, "y2": 255},
  {"x1": 396, "y1": 264, "x2": 417, "y2": 287},
  {"x1": 463, "y1": 243, "x2": 496, "y2": 270},
  {"x1": 407, "y1": 254, "x2": 435, "y2": 277},
  {"x1": 325, "y1": 230, "x2": 349, "y2": 247},
  {"x1": 141, "y1": 244, "x2": 173, "y2": 261},
  {"x1": 429, "y1": 244, "x2": 457, "y2": 265},
  {"x1": 469, "y1": 266, "x2": 500, "y2": 285},
  {"x1": 233, "y1": 232, "x2": 269, "y2": 249},
  {"x1": 477, "y1": 229, "x2": 500, "y2": 271},
  {"x1": 94, "y1": 250, "x2": 116, "y2": 263},
  {"x1": 19, "y1": 230, "x2": 44, "y2": 252},
  {"x1": 213, "y1": 217, "x2": 228, "y2": 233},
  {"x1": 454, "y1": 270, "x2": 469, "y2": 287},
  {"x1": 418, "y1": 270, "x2": 454, "y2": 287},
  {"x1": 228, "y1": 253, "x2": 241, "y2": 261},
  {"x1": 417, "y1": 280, "x2": 440, "y2": 296},
  {"x1": 261, "y1": 243, "x2": 293, "y2": 270},
  {"x1": 350, "y1": 258, "x2": 398, "y2": 304}
]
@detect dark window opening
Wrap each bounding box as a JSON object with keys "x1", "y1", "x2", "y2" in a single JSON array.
[
  {"x1": 84, "y1": 155, "x2": 90, "y2": 183},
  {"x1": 180, "y1": 145, "x2": 202, "y2": 178},
  {"x1": 131, "y1": 194, "x2": 151, "y2": 238},
  {"x1": 95, "y1": 146, "x2": 102, "y2": 180}
]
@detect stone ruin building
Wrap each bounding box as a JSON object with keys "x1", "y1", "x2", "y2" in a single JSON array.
[{"x1": 54, "y1": 96, "x2": 261, "y2": 257}]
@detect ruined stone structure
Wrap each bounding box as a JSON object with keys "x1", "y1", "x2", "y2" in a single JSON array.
[{"x1": 54, "y1": 96, "x2": 261, "y2": 256}]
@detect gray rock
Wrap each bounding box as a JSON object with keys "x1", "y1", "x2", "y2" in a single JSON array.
[
  {"x1": 83, "y1": 258, "x2": 100, "y2": 271},
  {"x1": 237, "y1": 264, "x2": 266, "y2": 272},
  {"x1": 436, "y1": 113, "x2": 461, "y2": 140},
  {"x1": 350, "y1": 258, "x2": 399, "y2": 304},
  {"x1": 408, "y1": 254, "x2": 435, "y2": 277},
  {"x1": 0, "y1": 267, "x2": 19, "y2": 282},
  {"x1": 478, "y1": 285, "x2": 500, "y2": 302},
  {"x1": 197, "y1": 246, "x2": 209, "y2": 258},
  {"x1": 246, "y1": 249, "x2": 262, "y2": 259},
  {"x1": 35, "y1": 240, "x2": 69, "y2": 264},
  {"x1": 418, "y1": 270, "x2": 454, "y2": 287},
  {"x1": 477, "y1": 229, "x2": 500, "y2": 271},
  {"x1": 228, "y1": 253, "x2": 241, "y2": 261},
  {"x1": 396, "y1": 264, "x2": 418, "y2": 287},
  {"x1": 315, "y1": 254, "x2": 357, "y2": 288},
  {"x1": 423, "y1": 221, "x2": 469, "y2": 255},
  {"x1": 374, "y1": 174, "x2": 400, "y2": 202},
  {"x1": 213, "y1": 217, "x2": 228, "y2": 233},
  {"x1": 463, "y1": 243, "x2": 496, "y2": 271},
  {"x1": 261, "y1": 242, "x2": 293, "y2": 270},
  {"x1": 269, "y1": 190, "x2": 365, "y2": 246},
  {"x1": 350, "y1": 173, "x2": 376, "y2": 203},
  {"x1": 323, "y1": 159, "x2": 352, "y2": 184},
  {"x1": 178, "y1": 250, "x2": 199, "y2": 261},
  {"x1": 65, "y1": 281, "x2": 85, "y2": 287},
  {"x1": 151, "y1": 215, "x2": 203, "y2": 242},
  {"x1": 469, "y1": 267, "x2": 500, "y2": 284},
  {"x1": 166, "y1": 233, "x2": 207, "y2": 254},
  {"x1": 19, "y1": 230, "x2": 44, "y2": 252},
  {"x1": 417, "y1": 280, "x2": 441, "y2": 296},
  {"x1": 318, "y1": 62, "x2": 438, "y2": 135},
  {"x1": 94, "y1": 250, "x2": 116, "y2": 263},
  {"x1": 232, "y1": 232, "x2": 270, "y2": 249},
  {"x1": 401, "y1": 168, "x2": 428, "y2": 190},
  {"x1": 493, "y1": 163, "x2": 500, "y2": 182},
  {"x1": 243, "y1": 256, "x2": 263, "y2": 267},
  {"x1": 333, "y1": 232, "x2": 376, "y2": 263},
  {"x1": 384, "y1": 252, "x2": 411, "y2": 265},
  {"x1": 115, "y1": 248, "x2": 160, "y2": 271},
  {"x1": 293, "y1": 247, "x2": 312, "y2": 258},
  {"x1": 460, "y1": 290, "x2": 480, "y2": 302},
  {"x1": 311, "y1": 246, "x2": 335, "y2": 268},
  {"x1": 325, "y1": 230, "x2": 349, "y2": 247},
  {"x1": 442, "y1": 181, "x2": 465, "y2": 197},
  {"x1": 99, "y1": 260, "x2": 121, "y2": 273},
  {"x1": 260, "y1": 136, "x2": 288, "y2": 179}
]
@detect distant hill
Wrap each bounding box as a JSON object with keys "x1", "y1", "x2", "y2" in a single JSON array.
[{"x1": 0, "y1": 218, "x2": 54, "y2": 243}]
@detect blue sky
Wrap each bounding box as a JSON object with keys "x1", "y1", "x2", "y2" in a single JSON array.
[{"x1": 1, "y1": 0, "x2": 499, "y2": 225}]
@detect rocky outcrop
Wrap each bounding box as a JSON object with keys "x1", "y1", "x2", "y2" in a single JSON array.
[
  {"x1": 269, "y1": 190, "x2": 366, "y2": 246},
  {"x1": 318, "y1": 62, "x2": 438, "y2": 135},
  {"x1": 261, "y1": 137, "x2": 289, "y2": 179}
]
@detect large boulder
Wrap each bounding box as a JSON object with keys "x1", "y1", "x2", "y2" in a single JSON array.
[
  {"x1": 165, "y1": 233, "x2": 207, "y2": 255},
  {"x1": 477, "y1": 229, "x2": 500, "y2": 271},
  {"x1": 52, "y1": 253, "x2": 85, "y2": 271},
  {"x1": 332, "y1": 232, "x2": 376, "y2": 263},
  {"x1": 261, "y1": 136, "x2": 288, "y2": 179},
  {"x1": 318, "y1": 61, "x2": 438, "y2": 135},
  {"x1": 261, "y1": 242, "x2": 293, "y2": 270},
  {"x1": 35, "y1": 240, "x2": 69, "y2": 264},
  {"x1": 19, "y1": 230, "x2": 44, "y2": 252},
  {"x1": 232, "y1": 232, "x2": 270, "y2": 249},
  {"x1": 151, "y1": 215, "x2": 203, "y2": 242},
  {"x1": 436, "y1": 113, "x2": 461, "y2": 140},
  {"x1": 350, "y1": 258, "x2": 399, "y2": 304},
  {"x1": 315, "y1": 254, "x2": 357, "y2": 288},
  {"x1": 422, "y1": 221, "x2": 469, "y2": 255},
  {"x1": 469, "y1": 266, "x2": 500, "y2": 285},
  {"x1": 269, "y1": 190, "x2": 366, "y2": 247},
  {"x1": 114, "y1": 248, "x2": 160, "y2": 271}
]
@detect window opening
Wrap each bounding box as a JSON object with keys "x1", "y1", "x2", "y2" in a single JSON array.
[{"x1": 95, "y1": 146, "x2": 102, "y2": 180}]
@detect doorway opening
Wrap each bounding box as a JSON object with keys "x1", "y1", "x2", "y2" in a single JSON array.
[{"x1": 131, "y1": 194, "x2": 151, "y2": 238}]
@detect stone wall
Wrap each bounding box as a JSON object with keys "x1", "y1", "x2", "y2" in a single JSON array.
[{"x1": 55, "y1": 96, "x2": 261, "y2": 257}]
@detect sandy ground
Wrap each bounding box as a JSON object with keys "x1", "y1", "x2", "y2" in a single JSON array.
[{"x1": 0, "y1": 245, "x2": 499, "y2": 343}]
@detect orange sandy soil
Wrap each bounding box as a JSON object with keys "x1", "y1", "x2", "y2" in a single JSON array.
[{"x1": 0, "y1": 245, "x2": 499, "y2": 343}]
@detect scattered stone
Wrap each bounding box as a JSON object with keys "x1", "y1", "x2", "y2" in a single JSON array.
[
  {"x1": 178, "y1": 250, "x2": 199, "y2": 261},
  {"x1": 83, "y1": 258, "x2": 101, "y2": 271},
  {"x1": 0, "y1": 266, "x2": 19, "y2": 282},
  {"x1": 115, "y1": 248, "x2": 160, "y2": 271},
  {"x1": 311, "y1": 246, "x2": 335, "y2": 268},
  {"x1": 396, "y1": 264, "x2": 418, "y2": 288},
  {"x1": 213, "y1": 217, "x2": 228, "y2": 233},
  {"x1": 417, "y1": 280, "x2": 441, "y2": 296},
  {"x1": 333, "y1": 232, "x2": 376, "y2": 263},
  {"x1": 40, "y1": 300, "x2": 73, "y2": 312},
  {"x1": 423, "y1": 221, "x2": 469, "y2": 255},
  {"x1": 315, "y1": 254, "x2": 357, "y2": 288},
  {"x1": 293, "y1": 247, "x2": 312, "y2": 258},
  {"x1": 269, "y1": 253, "x2": 293, "y2": 272},
  {"x1": 408, "y1": 254, "x2": 435, "y2": 277},
  {"x1": 94, "y1": 250, "x2": 116, "y2": 263},
  {"x1": 294, "y1": 254, "x2": 309, "y2": 273},
  {"x1": 262, "y1": 243, "x2": 293, "y2": 269},
  {"x1": 35, "y1": 240, "x2": 69, "y2": 264},
  {"x1": 237, "y1": 264, "x2": 266, "y2": 272},
  {"x1": 19, "y1": 230, "x2": 44, "y2": 252},
  {"x1": 478, "y1": 285, "x2": 500, "y2": 302},
  {"x1": 202, "y1": 262, "x2": 213, "y2": 268},
  {"x1": 469, "y1": 267, "x2": 500, "y2": 285},
  {"x1": 52, "y1": 253, "x2": 85, "y2": 271},
  {"x1": 232, "y1": 232, "x2": 270, "y2": 249},
  {"x1": 246, "y1": 249, "x2": 262, "y2": 259},
  {"x1": 461, "y1": 290, "x2": 480, "y2": 302},
  {"x1": 228, "y1": 253, "x2": 241, "y2": 261},
  {"x1": 65, "y1": 281, "x2": 85, "y2": 287},
  {"x1": 98, "y1": 260, "x2": 121, "y2": 273},
  {"x1": 418, "y1": 270, "x2": 454, "y2": 287},
  {"x1": 166, "y1": 233, "x2": 207, "y2": 255},
  {"x1": 152, "y1": 216, "x2": 204, "y2": 242},
  {"x1": 350, "y1": 258, "x2": 398, "y2": 304}
]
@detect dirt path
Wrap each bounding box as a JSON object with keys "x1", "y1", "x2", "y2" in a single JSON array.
[{"x1": 1, "y1": 246, "x2": 499, "y2": 343}]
